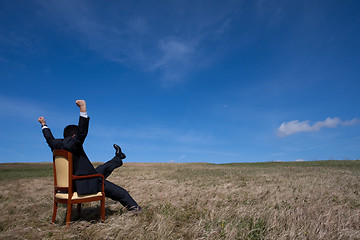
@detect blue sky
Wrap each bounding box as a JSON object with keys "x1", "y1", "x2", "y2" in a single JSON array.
[{"x1": 1, "y1": 0, "x2": 360, "y2": 163}]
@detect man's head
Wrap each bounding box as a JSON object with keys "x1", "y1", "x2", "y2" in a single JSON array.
[{"x1": 63, "y1": 125, "x2": 78, "y2": 138}]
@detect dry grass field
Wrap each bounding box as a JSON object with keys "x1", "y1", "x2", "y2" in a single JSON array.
[{"x1": 0, "y1": 160, "x2": 359, "y2": 239}]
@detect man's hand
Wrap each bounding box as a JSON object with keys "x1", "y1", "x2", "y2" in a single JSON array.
[
  {"x1": 38, "y1": 117, "x2": 46, "y2": 126},
  {"x1": 76, "y1": 100, "x2": 87, "y2": 112}
]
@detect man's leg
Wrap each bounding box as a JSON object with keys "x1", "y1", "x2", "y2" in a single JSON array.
[
  {"x1": 95, "y1": 144, "x2": 126, "y2": 179},
  {"x1": 96, "y1": 144, "x2": 140, "y2": 211},
  {"x1": 104, "y1": 180, "x2": 140, "y2": 210},
  {"x1": 95, "y1": 156, "x2": 123, "y2": 179}
]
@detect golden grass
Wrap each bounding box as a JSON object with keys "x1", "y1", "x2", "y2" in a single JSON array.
[{"x1": 0, "y1": 161, "x2": 359, "y2": 239}]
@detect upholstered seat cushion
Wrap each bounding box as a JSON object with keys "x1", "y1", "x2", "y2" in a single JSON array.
[{"x1": 55, "y1": 192, "x2": 103, "y2": 200}]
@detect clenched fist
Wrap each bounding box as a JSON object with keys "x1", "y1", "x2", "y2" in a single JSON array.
[
  {"x1": 76, "y1": 100, "x2": 87, "y2": 112},
  {"x1": 38, "y1": 116, "x2": 46, "y2": 125}
]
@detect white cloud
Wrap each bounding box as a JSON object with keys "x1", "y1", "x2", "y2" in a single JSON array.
[
  {"x1": 342, "y1": 118, "x2": 360, "y2": 126},
  {"x1": 150, "y1": 40, "x2": 193, "y2": 70},
  {"x1": 36, "y1": 0, "x2": 237, "y2": 86},
  {"x1": 149, "y1": 39, "x2": 194, "y2": 86},
  {"x1": 277, "y1": 117, "x2": 359, "y2": 137},
  {"x1": 295, "y1": 159, "x2": 304, "y2": 162}
]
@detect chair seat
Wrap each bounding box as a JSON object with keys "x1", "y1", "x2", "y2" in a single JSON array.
[{"x1": 55, "y1": 192, "x2": 103, "y2": 200}]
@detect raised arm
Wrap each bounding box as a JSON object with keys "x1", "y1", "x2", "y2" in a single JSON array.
[
  {"x1": 74, "y1": 100, "x2": 89, "y2": 143},
  {"x1": 38, "y1": 116, "x2": 58, "y2": 150}
]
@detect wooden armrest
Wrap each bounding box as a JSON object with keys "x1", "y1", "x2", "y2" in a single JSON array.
[
  {"x1": 72, "y1": 174, "x2": 104, "y2": 180},
  {"x1": 72, "y1": 174, "x2": 105, "y2": 192},
  {"x1": 54, "y1": 186, "x2": 68, "y2": 192}
]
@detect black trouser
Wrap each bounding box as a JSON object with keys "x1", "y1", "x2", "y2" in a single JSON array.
[{"x1": 95, "y1": 156, "x2": 139, "y2": 209}]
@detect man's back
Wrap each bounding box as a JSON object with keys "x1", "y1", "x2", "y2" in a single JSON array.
[{"x1": 41, "y1": 105, "x2": 99, "y2": 194}]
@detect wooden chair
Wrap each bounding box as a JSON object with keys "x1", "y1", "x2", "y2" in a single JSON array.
[{"x1": 52, "y1": 149, "x2": 105, "y2": 225}]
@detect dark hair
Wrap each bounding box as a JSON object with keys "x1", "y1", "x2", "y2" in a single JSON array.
[{"x1": 63, "y1": 125, "x2": 78, "y2": 138}]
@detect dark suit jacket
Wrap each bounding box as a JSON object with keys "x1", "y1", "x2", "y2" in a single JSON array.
[{"x1": 43, "y1": 116, "x2": 99, "y2": 194}]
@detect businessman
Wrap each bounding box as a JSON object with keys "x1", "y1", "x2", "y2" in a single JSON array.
[{"x1": 38, "y1": 100, "x2": 141, "y2": 212}]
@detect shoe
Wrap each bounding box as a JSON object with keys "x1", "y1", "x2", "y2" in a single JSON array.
[
  {"x1": 128, "y1": 206, "x2": 142, "y2": 213},
  {"x1": 113, "y1": 144, "x2": 126, "y2": 159}
]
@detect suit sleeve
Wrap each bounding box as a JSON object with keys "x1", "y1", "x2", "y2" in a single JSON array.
[
  {"x1": 75, "y1": 116, "x2": 89, "y2": 144},
  {"x1": 42, "y1": 128, "x2": 62, "y2": 151}
]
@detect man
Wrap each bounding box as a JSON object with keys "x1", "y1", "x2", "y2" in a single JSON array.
[{"x1": 38, "y1": 100, "x2": 141, "y2": 212}]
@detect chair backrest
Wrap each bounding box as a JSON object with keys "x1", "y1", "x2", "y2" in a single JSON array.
[{"x1": 53, "y1": 149, "x2": 73, "y2": 191}]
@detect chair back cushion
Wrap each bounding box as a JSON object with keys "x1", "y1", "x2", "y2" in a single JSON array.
[{"x1": 54, "y1": 155, "x2": 69, "y2": 187}]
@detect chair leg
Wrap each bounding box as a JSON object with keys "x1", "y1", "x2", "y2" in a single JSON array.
[
  {"x1": 52, "y1": 201, "x2": 57, "y2": 223},
  {"x1": 77, "y1": 203, "x2": 81, "y2": 215},
  {"x1": 100, "y1": 198, "x2": 105, "y2": 222},
  {"x1": 66, "y1": 203, "x2": 72, "y2": 225}
]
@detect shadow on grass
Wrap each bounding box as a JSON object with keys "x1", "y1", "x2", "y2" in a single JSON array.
[{"x1": 54, "y1": 205, "x2": 120, "y2": 225}]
